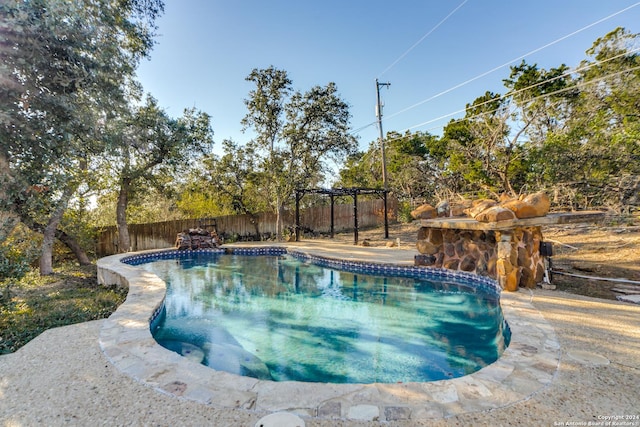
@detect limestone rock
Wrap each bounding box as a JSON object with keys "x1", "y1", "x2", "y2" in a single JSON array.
[
  {"x1": 499, "y1": 193, "x2": 514, "y2": 202},
  {"x1": 435, "y1": 200, "x2": 450, "y2": 217},
  {"x1": 411, "y1": 204, "x2": 437, "y2": 220},
  {"x1": 415, "y1": 254, "x2": 437, "y2": 266},
  {"x1": 496, "y1": 258, "x2": 513, "y2": 277},
  {"x1": 429, "y1": 229, "x2": 443, "y2": 245},
  {"x1": 443, "y1": 259, "x2": 459, "y2": 270},
  {"x1": 501, "y1": 191, "x2": 550, "y2": 219},
  {"x1": 417, "y1": 226, "x2": 429, "y2": 241},
  {"x1": 505, "y1": 267, "x2": 521, "y2": 291},
  {"x1": 459, "y1": 255, "x2": 477, "y2": 272},
  {"x1": 474, "y1": 206, "x2": 517, "y2": 222},
  {"x1": 465, "y1": 199, "x2": 497, "y2": 218},
  {"x1": 450, "y1": 199, "x2": 472, "y2": 216},
  {"x1": 522, "y1": 191, "x2": 550, "y2": 216},
  {"x1": 520, "y1": 266, "x2": 535, "y2": 288},
  {"x1": 416, "y1": 239, "x2": 438, "y2": 254}
]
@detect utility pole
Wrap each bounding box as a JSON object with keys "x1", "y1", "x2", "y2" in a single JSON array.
[{"x1": 375, "y1": 79, "x2": 390, "y2": 189}]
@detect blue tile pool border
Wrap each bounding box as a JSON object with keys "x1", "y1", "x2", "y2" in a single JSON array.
[
  {"x1": 121, "y1": 248, "x2": 226, "y2": 266},
  {"x1": 121, "y1": 247, "x2": 501, "y2": 298}
]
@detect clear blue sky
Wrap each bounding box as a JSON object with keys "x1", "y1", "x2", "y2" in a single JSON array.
[{"x1": 136, "y1": 0, "x2": 640, "y2": 154}]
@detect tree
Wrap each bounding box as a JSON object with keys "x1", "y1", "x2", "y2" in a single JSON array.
[
  {"x1": 502, "y1": 61, "x2": 577, "y2": 191},
  {"x1": 0, "y1": 0, "x2": 164, "y2": 273},
  {"x1": 385, "y1": 131, "x2": 444, "y2": 203},
  {"x1": 176, "y1": 139, "x2": 268, "y2": 236},
  {"x1": 441, "y1": 92, "x2": 516, "y2": 195},
  {"x1": 530, "y1": 28, "x2": 640, "y2": 207},
  {"x1": 105, "y1": 96, "x2": 213, "y2": 252},
  {"x1": 338, "y1": 149, "x2": 381, "y2": 189},
  {"x1": 338, "y1": 130, "x2": 445, "y2": 204},
  {"x1": 572, "y1": 28, "x2": 640, "y2": 178},
  {"x1": 242, "y1": 67, "x2": 357, "y2": 238}
]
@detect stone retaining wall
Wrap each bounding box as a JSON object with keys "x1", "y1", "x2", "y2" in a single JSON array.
[{"x1": 415, "y1": 226, "x2": 546, "y2": 290}]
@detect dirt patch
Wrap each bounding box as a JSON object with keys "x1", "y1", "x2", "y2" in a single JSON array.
[
  {"x1": 329, "y1": 220, "x2": 640, "y2": 301},
  {"x1": 543, "y1": 224, "x2": 640, "y2": 300}
]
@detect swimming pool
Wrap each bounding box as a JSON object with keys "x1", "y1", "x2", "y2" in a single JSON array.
[
  {"x1": 99, "y1": 245, "x2": 561, "y2": 421},
  {"x1": 125, "y1": 248, "x2": 510, "y2": 384}
]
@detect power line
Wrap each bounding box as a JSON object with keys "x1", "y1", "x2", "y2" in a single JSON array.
[
  {"x1": 402, "y1": 47, "x2": 640, "y2": 132},
  {"x1": 356, "y1": 62, "x2": 640, "y2": 149},
  {"x1": 402, "y1": 63, "x2": 640, "y2": 136},
  {"x1": 382, "y1": 2, "x2": 640, "y2": 122},
  {"x1": 351, "y1": 45, "x2": 639, "y2": 139},
  {"x1": 377, "y1": 0, "x2": 468, "y2": 78}
]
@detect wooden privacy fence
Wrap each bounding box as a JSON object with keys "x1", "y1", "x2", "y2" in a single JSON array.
[{"x1": 96, "y1": 197, "x2": 398, "y2": 256}]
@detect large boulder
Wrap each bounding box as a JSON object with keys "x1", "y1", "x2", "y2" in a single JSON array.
[
  {"x1": 411, "y1": 204, "x2": 437, "y2": 220},
  {"x1": 465, "y1": 199, "x2": 497, "y2": 218},
  {"x1": 501, "y1": 191, "x2": 550, "y2": 219},
  {"x1": 522, "y1": 191, "x2": 551, "y2": 216},
  {"x1": 450, "y1": 199, "x2": 472, "y2": 216},
  {"x1": 474, "y1": 205, "x2": 517, "y2": 222},
  {"x1": 435, "y1": 200, "x2": 452, "y2": 217}
]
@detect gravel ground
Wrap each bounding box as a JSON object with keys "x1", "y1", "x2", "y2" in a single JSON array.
[{"x1": 1, "y1": 289, "x2": 638, "y2": 427}]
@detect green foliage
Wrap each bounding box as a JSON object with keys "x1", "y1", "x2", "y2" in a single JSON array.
[
  {"x1": 0, "y1": 264, "x2": 127, "y2": 354},
  {"x1": 338, "y1": 28, "x2": 640, "y2": 211},
  {"x1": 338, "y1": 150, "x2": 382, "y2": 189},
  {"x1": 240, "y1": 66, "x2": 357, "y2": 237},
  {"x1": 0, "y1": 0, "x2": 165, "y2": 270},
  {"x1": 0, "y1": 226, "x2": 40, "y2": 281},
  {"x1": 397, "y1": 202, "x2": 414, "y2": 223},
  {"x1": 175, "y1": 191, "x2": 230, "y2": 219}
]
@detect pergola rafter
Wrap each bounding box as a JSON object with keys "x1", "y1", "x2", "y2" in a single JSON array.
[{"x1": 294, "y1": 187, "x2": 389, "y2": 244}]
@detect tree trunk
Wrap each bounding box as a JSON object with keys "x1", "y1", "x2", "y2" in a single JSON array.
[
  {"x1": 55, "y1": 230, "x2": 92, "y2": 265},
  {"x1": 39, "y1": 186, "x2": 74, "y2": 275},
  {"x1": 249, "y1": 214, "x2": 261, "y2": 239},
  {"x1": 116, "y1": 177, "x2": 131, "y2": 253},
  {"x1": 21, "y1": 217, "x2": 92, "y2": 266}
]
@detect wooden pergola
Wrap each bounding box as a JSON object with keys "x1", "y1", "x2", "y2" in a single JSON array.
[{"x1": 294, "y1": 187, "x2": 389, "y2": 244}]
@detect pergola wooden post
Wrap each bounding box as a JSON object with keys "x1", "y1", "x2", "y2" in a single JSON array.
[{"x1": 294, "y1": 187, "x2": 389, "y2": 245}]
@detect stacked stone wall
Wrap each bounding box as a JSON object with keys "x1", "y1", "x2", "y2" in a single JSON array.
[{"x1": 415, "y1": 226, "x2": 545, "y2": 290}]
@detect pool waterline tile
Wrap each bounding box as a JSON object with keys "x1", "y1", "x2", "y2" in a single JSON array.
[{"x1": 97, "y1": 245, "x2": 561, "y2": 422}]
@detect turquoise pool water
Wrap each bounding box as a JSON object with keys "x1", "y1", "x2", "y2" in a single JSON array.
[{"x1": 133, "y1": 251, "x2": 510, "y2": 384}]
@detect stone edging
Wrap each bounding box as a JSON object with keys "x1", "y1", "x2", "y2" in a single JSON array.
[{"x1": 97, "y1": 248, "x2": 560, "y2": 422}]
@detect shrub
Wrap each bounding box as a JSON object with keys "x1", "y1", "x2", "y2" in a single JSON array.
[
  {"x1": 397, "y1": 201, "x2": 414, "y2": 223},
  {"x1": 0, "y1": 226, "x2": 40, "y2": 281}
]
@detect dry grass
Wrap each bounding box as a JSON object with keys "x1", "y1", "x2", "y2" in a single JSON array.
[{"x1": 331, "y1": 220, "x2": 640, "y2": 301}]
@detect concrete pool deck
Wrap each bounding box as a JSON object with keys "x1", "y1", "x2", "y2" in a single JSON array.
[{"x1": 1, "y1": 241, "x2": 639, "y2": 426}]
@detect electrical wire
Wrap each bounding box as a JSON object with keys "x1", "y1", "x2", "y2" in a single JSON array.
[
  {"x1": 379, "y1": 63, "x2": 640, "y2": 144},
  {"x1": 413, "y1": 64, "x2": 640, "y2": 135},
  {"x1": 350, "y1": 44, "x2": 640, "y2": 139},
  {"x1": 380, "y1": 2, "x2": 640, "y2": 123},
  {"x1": 403, "y1": 53, "x2": 640, "y2": 134},
  {"x1": 377, "y1": 0, "x2": 468, "y2": 78}
]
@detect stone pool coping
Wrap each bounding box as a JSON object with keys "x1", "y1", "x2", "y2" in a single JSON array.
[{"x1": 97, "y1": 244, "x2": 560, "y2": 422}]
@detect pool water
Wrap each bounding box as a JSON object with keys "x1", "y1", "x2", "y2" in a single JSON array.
[{"x1": 138, "y1": 252, "x2": 510, "y2": 384}]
